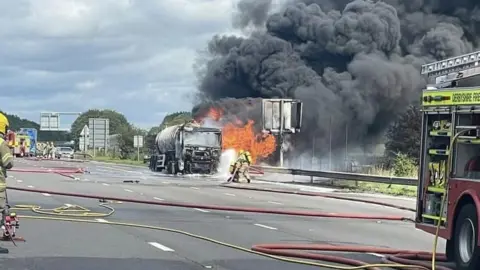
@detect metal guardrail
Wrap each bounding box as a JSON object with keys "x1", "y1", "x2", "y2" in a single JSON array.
[{"x1": 252, "y1": 165, "x2": 417, "y2": 186}]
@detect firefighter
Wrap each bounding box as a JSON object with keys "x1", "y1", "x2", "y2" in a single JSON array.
[
  {"x1": 228, "y1": 150, "x2": 252, "y2": 183},
  {"x1": 0, "y1": 113, "x2": 13, "y2": 253},
  {"x1": 237, "y1": 149, "x2": 252, "y2": 183},
  {"x1": 50, "y1": 142, "x2": 56, "y2": 159}
]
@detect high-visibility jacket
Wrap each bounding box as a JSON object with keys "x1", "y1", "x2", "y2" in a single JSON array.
[{"x1": 237, "y1": 151, "x2": 252, "y2": 165}]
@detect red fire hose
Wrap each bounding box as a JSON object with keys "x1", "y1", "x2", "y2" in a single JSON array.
[
  {"x1": 7, "y1": 169, "x2": 451, "y2": 269},
  {"x1": 10, "y1": 168, "x2": 84, "y2": 174},
  {"x1": 221, "y1": 184, "x2": 416, "y2": 212},
  {"x1": 7, "y1": 186, "x2": 411, "y2": 221}
]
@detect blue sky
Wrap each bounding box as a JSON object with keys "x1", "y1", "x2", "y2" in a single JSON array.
[{"x1": 0, "y1": 0, "x2": 247, "y2": 129}]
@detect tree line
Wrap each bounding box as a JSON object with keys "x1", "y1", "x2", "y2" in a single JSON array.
[
  {"x1": 3, "y1": 107, "x2": 421, "y2": 164},
  {"x1": 70, "y1": 109, "x2": 192, "y2": 159}
]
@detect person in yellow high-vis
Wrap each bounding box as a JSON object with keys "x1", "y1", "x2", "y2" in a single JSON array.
[
  {"x1": 237, "y1": 150, "x2": 252, "y2": 183},
  {"x1": 228, "y1": 150, "x2": 252, "y2": 183},
  {"x1": 0, "y1": 113, "x2": 13, "y2": 253}
]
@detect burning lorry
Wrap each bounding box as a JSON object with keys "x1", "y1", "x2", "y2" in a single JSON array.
[{"x1": 148, "y1": 121, "x2": 222, "y2": 174}]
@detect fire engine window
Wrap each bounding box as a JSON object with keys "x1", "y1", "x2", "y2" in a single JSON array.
[
  {"x1": 452, "y1": 113, "x2": 480, "y2": 179},
  {"x1": 455, "y1": 143, "x2": 480, "y2": 180},
  {"x1": 184, "y1": 132, "x2": 220, "y2": 148}
]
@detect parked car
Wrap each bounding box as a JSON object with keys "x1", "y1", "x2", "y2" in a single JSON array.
[{"x1": 55, "y1": 147, "x2": 74, "y2": 159}]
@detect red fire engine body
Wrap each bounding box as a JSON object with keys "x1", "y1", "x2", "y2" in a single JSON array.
[{"x1": 416, "y1": 51, "x2": 480, "y2": 270}]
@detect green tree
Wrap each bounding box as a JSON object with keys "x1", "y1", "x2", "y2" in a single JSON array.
[
  {"x1": 159, "y1": 111, "x2": 192, "y2": 129},
  {"x1": 385, "y1": 105, "x2": 421, "y2": 162},
  {"x1": 116, "y1": 125, "x2": 135, "y2": 159},
  {"x1": 145, "y1": 126, "x2": 162, "y2": 153},
  {"x1": 71, "y1": 109, "x2": 130, "y2": 141}
]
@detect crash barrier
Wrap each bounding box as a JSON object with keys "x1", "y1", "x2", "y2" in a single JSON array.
[
  {"x1": 8, "y1": 186, "x2": 450, "y2": 269},
  {"x1": 251, "y1": 165, "x2": 417, "y2": 186}
]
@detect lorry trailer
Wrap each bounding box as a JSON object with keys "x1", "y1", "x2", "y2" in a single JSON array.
[
  {"x1": 416, "y1": 50, "x2": 480, "y2": 270},
  {"x1": 149, "y1": 121, "x2": 222, "y2": 174}
]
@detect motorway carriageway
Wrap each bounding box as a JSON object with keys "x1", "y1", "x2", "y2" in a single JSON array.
[{"x1": 0, "y1": 158, "x2": 453, "y2": 270}]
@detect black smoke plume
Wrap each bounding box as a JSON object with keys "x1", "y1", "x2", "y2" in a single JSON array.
[{"x1": 193, "y1": 0, "x2": 479, "y2": 157}]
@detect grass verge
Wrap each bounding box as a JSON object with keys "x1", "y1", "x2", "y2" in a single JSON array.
[{"x1": 320, "y1": 180, "x2": 417, "y2": 197}]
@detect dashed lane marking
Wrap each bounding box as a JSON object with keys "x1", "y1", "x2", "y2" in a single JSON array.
[
  {"x1": 224, "y1": 193, "x2": 235, "y2": 196},
  {"x1": 148, "y1": 242, "x2": 174, "y2": 251},
  {"x1": 194, "y1": 208, "x2": 210, "y2": 213},
  {"x1": 95, "y1": 219, "x2": 109, "y2": 223},
  {"x1": 190, "y1": 187, "x2": 200, "y2": 190},
  {"x1": 153, "y1": 197, "x2": 164, "y2": 201},
  {"x1": 124, "y1": 189, "x2": 133, "y2": 192},
  {"x1": 268, "y1": 201, "x2": 282, "y2": 205},
  {"x1": 42, "y1": 193, "x2": 51, "y2": 197},
  {"x1": 102, "y1": 183, "x2": 110, "y2": 186},
  {"x1": 254, "y1": 223, "x2": 277, "y2": 230},
  {"x1": 28, "y1": 185, "x2": 34, "y2": 188}
]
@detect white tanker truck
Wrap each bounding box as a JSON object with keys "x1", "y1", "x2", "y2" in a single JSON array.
[{"x1": 148, "y1": 122, "x2": 222, "y2": 174}]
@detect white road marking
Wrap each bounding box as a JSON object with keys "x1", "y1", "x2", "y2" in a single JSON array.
[
  {"x1": 95, "y1": 218, "x2": 109, "y2": 223},
  {"x1": 190, "y1": 187, "x2": 200, "y2": 190},
  {"x1": 268, "y1": 201, "x2": 282, "y2": 205},
  {"x1": 42, "y1": 193, "x2": 51, "y2": 197},
  {"x1": 367, "y1": 253, "x2": 385, "y2": 258},
  {"x1": 27, "y1": 185, "x2": 34, "y2": 188},
  {"x1": 124, "y1": 189, "x2": 133, "y2": 192},
  {"x1": 153, "y1": 197, "x2": 164, "y2": 201},
  {"x1": 194, "y1": 208, "x2": 210, "y2": 213},
  {"x1": 224, "y1": 193, "x2": 235, "y2": 196},
  {"x1": 254, "y1": 223, "x2": 277, "y2": 230},
  {"x1": 102, "y1": 183, "x2": 110, "y2": 186},
  {"x1": 16, "y1": 180, "x2": 23, "y2": 183},
  {"x1": 162, "y1": 181, "x2": 170, "y2": 184},
  {"x1": 148, "y1": 242, "x2": 174, "y2": 251}
]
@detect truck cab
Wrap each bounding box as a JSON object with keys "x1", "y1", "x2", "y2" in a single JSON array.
[
  {"x1": 149, "y1": 122, "x2": 222, "y2": 175},
  {"x1": 416, "y1": 50, "x2": 480, "y2": 270}
]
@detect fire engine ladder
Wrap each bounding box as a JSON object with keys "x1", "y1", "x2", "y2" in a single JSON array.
[{"x1": 422, "y1": 50, "x2": 480, "y2": 87}]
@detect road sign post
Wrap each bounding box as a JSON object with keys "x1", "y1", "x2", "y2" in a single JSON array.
[
  {"x1": 88, "y1": 118, "x2": 110, "y2": 157},
  {"x1": 79, "y1": 125, "x2": 90, "y2": 152},
  {"x1": 262, "y1": 99, "x2": 303, "y2": 167},
  {"x1": 133, "y1": 135, "x2": 144, "y2": 161}
]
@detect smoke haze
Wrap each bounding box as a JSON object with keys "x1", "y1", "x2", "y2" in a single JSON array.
[{"x1": 193, "y1": 0, "x2": 479, "y2": 156}]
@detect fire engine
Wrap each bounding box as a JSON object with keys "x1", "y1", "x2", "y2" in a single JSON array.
[
  {"x1": 6, "y1": 130, "x2": 31, "y2": 157},
  {"x1": 417, "y1": 50, "x2": 480, "y2": 270}
]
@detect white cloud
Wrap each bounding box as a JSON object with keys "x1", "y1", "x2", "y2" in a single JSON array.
[{"x1": 0, "y1": 0, "x2": 238, "y2": 129}]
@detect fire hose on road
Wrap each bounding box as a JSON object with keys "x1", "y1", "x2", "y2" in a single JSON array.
[{"x1": 7, "y1": 168, "x2": 450, "y2": 269}]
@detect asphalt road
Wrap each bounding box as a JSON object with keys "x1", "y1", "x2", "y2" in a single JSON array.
[{"x1": 0, "y1": 158, "x2": 449, "y2": 270}]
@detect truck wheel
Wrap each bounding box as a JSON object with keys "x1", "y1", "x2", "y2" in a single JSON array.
[
  {"x1": 446, "y1": 239, "x2": 454, "y2": 262},
  {"x1": 454, "y1": 203, "x2": 480, "y2": 270}
]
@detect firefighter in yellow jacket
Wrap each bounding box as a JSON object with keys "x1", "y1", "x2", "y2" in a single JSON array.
[
  {"x1": 0, "y1": 113, "x2": 13, "y2": 253},
  {"x1": 228, "y1": 149, "x2": 252, "y2": 183}
]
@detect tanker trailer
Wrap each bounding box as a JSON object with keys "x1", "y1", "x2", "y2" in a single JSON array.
[{"x1": 149, "y1": 122, "x2": 222, "y2": 174}]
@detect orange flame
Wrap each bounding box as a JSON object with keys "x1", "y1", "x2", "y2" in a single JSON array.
[{"x1": 204, "y1": 108, "x2": 276, "y2": 164}]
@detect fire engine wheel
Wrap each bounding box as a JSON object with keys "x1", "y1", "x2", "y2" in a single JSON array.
[{"x1": 454, "y1": 203, "x2": 480, "y2": 270}]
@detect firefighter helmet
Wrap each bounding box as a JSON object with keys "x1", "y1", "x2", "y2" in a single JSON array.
[{"x1": 0, "y1": 112, "x2": 9, "y2": 135}]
